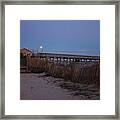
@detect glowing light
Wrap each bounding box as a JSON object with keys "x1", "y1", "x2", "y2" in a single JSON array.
[{"x1": 40, "y1": 46, "x2": 43, "y2": 49}]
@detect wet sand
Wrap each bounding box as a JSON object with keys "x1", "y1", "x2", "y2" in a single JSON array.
[{"x1": 20, "y1": 73, "x2": 100, "y2": 100}]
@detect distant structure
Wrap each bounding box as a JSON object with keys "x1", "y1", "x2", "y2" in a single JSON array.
[{"x1": 20, "y1": 48, "x2": 32, "y2": 57}]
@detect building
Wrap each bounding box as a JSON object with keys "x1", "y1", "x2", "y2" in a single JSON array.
[{"x1": 20, "y1": 48, "x2": 32, "y2": 57}]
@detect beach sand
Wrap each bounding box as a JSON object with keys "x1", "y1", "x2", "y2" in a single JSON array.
[{"x1": 20, "y1": 73, "x2": 100, "y2": 100}]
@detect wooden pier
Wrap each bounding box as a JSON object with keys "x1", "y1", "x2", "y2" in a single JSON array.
[{"x1": 32, "y1": 52, "x2": 99, "y2": 62}]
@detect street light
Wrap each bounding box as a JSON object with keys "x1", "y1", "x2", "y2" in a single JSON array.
[{"x1": 39, "y1": 45, "x2": 43, "y2": 52}]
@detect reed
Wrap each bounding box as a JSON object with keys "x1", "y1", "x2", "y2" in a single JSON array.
[{"x1": 24, "y1": 57, "x2": 99, "y2": 86}]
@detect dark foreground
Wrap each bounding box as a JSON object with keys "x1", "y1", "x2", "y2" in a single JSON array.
[{"x1": 20, "y1": 73, "x2": 100, "y2": 100}]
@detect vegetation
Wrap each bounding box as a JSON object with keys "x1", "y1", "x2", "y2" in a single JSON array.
[{"x1": 23, "y1": 57, "x2": 100, "y2": 87}]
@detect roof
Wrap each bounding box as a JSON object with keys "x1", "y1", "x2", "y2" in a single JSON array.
[{"x1": 20, "y1": 48, "x2": 32, "y2": 53}]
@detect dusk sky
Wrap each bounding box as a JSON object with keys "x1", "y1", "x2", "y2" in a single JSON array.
[{"x1": 20, "y1": 20, "x2": 100, "y2": 56}]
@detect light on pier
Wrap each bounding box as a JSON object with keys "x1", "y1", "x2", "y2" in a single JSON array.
[{"x1": 39, "y1": 45, "x2": 43, "y2": 52}]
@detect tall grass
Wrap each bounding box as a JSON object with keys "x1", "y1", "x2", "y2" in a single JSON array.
[{"x1": 27, "y1": 57, "x2": 100, "y2": 86}]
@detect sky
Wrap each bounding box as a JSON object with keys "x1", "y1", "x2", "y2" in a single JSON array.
[{"x1": 20, "y1": 20, "x2": 100, "y2": 56}]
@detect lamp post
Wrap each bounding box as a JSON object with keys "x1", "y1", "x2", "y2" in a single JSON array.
[{"x1": 39, "y1": 45, "x2": 43, "y2": 53}]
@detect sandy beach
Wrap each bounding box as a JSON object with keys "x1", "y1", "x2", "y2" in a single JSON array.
[{"x1": 20, "y1": 73, "x2": 99, "y2": 100}]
